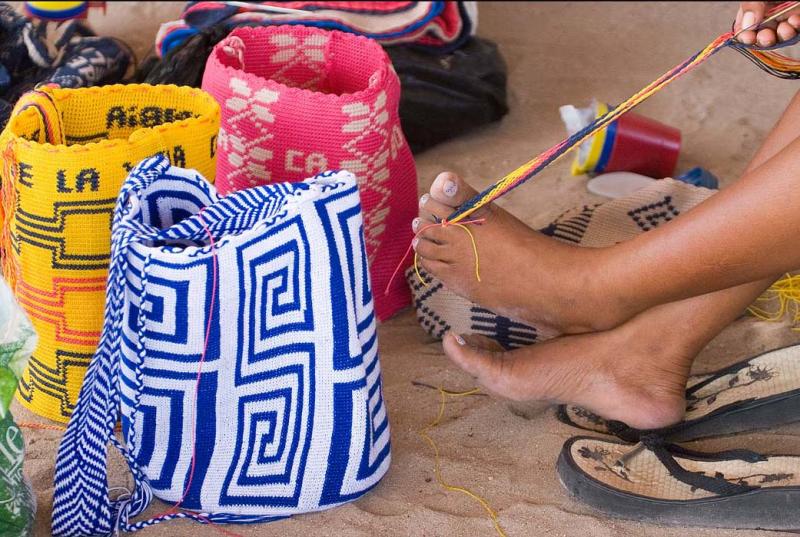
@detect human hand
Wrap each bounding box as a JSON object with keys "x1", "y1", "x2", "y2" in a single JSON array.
[{"x1": 735, "y1": 2, "x2": 800, "y2": 46}]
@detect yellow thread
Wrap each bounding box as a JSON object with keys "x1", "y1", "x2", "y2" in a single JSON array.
[
  {"x1": 419, "y1": 386, "x2": 508, "y2": 537},
  {"x1": 748, "y1": 273, "x2": 800, "y2": 330},
  {"x1": 413, "y1": 251, "x2": 428, "y2": 287},
  {"x1": 413, "y1": 222, "x2": 482, "y2": 287}
]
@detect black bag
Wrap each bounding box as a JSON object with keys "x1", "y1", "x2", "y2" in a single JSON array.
[{"x1": 387, "y1": 37, "x2": 509, "y2": 153}]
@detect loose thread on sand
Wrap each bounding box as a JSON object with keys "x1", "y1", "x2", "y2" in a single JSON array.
[
  {"x1": 17, "y1": 422, "x2": 67, "y2": 432},
  {"x1": 418, "y1": 385, "x2": 508, "y2": 537},
  {"x1": 748, "y1": 273, "x2": 800, "y2": 331},
  {"x1": 385, "y1": 218, "x2": 486, "y2": 296}
]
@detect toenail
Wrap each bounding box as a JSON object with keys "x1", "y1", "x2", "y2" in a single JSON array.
[
  {"x1": 419, "y1": 194, "x2": 429, "y2": 206},
  {"x1": 454, "y1": 334, "x2": 466, "y2": 345},
  {"x1": 443, "y1": 180, "x2": 457, "y2": 197},
  {"x1": 412, "y1": 217, "x2": 421, "y2": 231},
  {"x1": 412, "y1": 237, "x2": 419, "y2": 249}
]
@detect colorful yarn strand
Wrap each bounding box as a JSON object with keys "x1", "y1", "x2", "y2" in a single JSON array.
[
  {"x1": 385, "y1": 218, "x2": 486, "y2": 295},
  {"x1": 447, "y1": 2, "x2": 800, "y2": 224},
  {"x1": 418, "y1": 386, "x2": 508, "y2": 537},
  {"x1": 749, "y1": 273, "x2": 800, "y2": 330}
]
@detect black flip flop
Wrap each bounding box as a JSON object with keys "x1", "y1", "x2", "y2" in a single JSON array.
[
  {"x1": 557, "y1": 343, "x2": 800, "y2": 442},
  {"x1": 558, "y1": 435, "x2": 800, "y2": 530}
]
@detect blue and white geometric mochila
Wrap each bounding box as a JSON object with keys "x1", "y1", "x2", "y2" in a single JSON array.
[{"x1": 52, "y1": 155, "x2": 391, "y2": 536}]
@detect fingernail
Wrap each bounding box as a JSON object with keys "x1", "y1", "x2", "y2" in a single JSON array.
[
  {"x1": 412, "y1": 237, "x2": 419, "y2": 249},
  {"x1": 454, "y1": 334, "x2": 466, "y2": 346},
  {"x1": 419, "y1": 194, "x2": 430, "y2": 206},
  {"x1": 443, "y1": 180, "x2": 457, "y2": 197},
  {"x1": 412, "y1": 217, "x2": 421, "y2": 231},
  {"x1": 742, "y1": 11, "x2": 756, "y2": 30}
]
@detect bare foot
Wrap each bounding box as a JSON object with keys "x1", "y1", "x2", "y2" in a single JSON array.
[
  {"x1": 439, "y1": 289, "x2": 712, "y2": 430},
  {"x1": 414, "y1": 172, "x2": 635, "y2": 334}
]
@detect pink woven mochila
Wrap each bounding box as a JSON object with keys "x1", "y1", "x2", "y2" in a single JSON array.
[{"x1": 202, "y1": 25, "x2": 417, "y2": 321}]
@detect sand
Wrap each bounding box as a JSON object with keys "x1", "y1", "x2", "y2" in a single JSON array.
[{"x1": 14, "y1": 2, "x2": 800, "y2": 536}]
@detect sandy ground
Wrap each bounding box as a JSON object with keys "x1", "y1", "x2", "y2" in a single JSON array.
[{"x1": 14, "y1": 2, "x2": 800, "y2": 536}]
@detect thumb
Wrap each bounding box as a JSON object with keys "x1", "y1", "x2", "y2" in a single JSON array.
[
  {"x1": 740, "y1": 2, "x2": 768, "y2": 29},
  {"x1": 737, "y1": 2, "x2": 768, "y2": 44}
]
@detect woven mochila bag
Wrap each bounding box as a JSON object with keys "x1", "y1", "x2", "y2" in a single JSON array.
[
  {"x1": 0, "y1": 84, "x2": 220, "y2": 423},
  {"x1": 52, "y1": 155, "x2": 391, "y2": 536},
  {"x1": 201, "y1": 25, "x2": 418, "y2": 321}
]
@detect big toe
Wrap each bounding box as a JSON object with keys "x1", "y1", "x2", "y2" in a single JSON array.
[
  {"x1": 429, "y1": 171, "x2": 480, "y2": 208},
  {"x1": 443, "y1": 332, "x2": 508, "y2": 394}
]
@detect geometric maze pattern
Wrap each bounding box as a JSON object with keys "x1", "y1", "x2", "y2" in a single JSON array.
[
  {"x1": 14, "y1": 198, "x2": 116, "y2": 270},
  {"x1": 53, "y1": 156, "x2": 391, "y2": 534},
  {"x1": 2, "y1": 83, "x2": 221, "y2": 427}
]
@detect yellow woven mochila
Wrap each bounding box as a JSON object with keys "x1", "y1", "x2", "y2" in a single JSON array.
[{"x1": 0, "y1": 84, "x2": 220, "y2": 422}]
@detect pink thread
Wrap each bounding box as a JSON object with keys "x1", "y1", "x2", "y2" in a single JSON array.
[
  {"x1": 384, "y1": 218, "x2": 486, "y2": 296},
  {"x1": 148, "y1": 210, "x2": 244, "y2": 537}
]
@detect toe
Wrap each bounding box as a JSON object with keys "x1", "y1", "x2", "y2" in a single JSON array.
[
  {"x1": 443, "y1": 332, "x2": 513, "y2": 397},
  {"x1": 412, "y1": 235, "x2": 449, "y2": 262},
  {"x1": 420, "y1": 193, "x2": 459, "y2": 223},
  {"x1": 418, "y1": 222, "x2": 451, "y2": 245},
  {"x1": 429, "y1": 171, "x2": 480, "y2": 207}
]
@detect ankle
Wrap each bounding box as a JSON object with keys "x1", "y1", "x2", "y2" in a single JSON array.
[{"x1": 569, "y1": 246, "x2": 640, "y2": 332}]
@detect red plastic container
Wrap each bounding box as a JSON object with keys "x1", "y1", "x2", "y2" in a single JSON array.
[{"x1": 604, "y1": 112, "x2": 681, "y2": 179}]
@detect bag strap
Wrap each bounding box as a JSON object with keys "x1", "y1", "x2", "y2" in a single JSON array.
[
  {"x1": 51, "y1": 157, "x2": 285, "y2": 535},
  {"x1": 7, "y1": 87, "x2": 66, "y2": 145},
  {"x1": 50, "y1": 162, "x2": 166, "y2": 537},
  {"x1": 51, "y1": 223, "x2": 151, "y2": 536}
]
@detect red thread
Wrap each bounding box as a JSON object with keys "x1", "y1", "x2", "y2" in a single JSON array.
[{"x1": 384, "y1": 218, "x2": 486, "y2": 296}]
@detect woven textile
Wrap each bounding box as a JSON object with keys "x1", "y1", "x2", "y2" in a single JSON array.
[
  {"x1": 0, "y1": 84, "x2": 220, "y2": 422},
  {"x1": 408, "y1": 179, "x2": 716, "y2": 349},
  {"x1": 202, "y1": 25, "x2": 417, "y2": 320},
  {"x1": 0, "y1": 3, "x2": 132, "y2": 129},
  {"x1": 52, "y1": 156, "x2": 391, "y2": 535},
  {"x1": 156, "y1": 1, "x2": 477, "y2": 58}
]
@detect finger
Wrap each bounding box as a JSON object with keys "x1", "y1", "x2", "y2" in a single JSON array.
[
  {"x1": 757, "y1": 27, "x2": 777, "y2": 47},
  {"x1": 789, "y1": 13, "x2": 800, "y2": 30},
  {"x1": 734, "y1": 6, "x2": 744, "y2": 32},
  {"x1": 777, "y1": 20, "x2": 798, "y2": 41}
]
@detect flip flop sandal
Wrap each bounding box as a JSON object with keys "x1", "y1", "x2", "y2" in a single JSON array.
[
  {"x1": 558, "y1": 435, "x2": 800, "y2": 530},
  {"x1": 557, "y1": 343, "x2": 800, "y2": 442}
]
